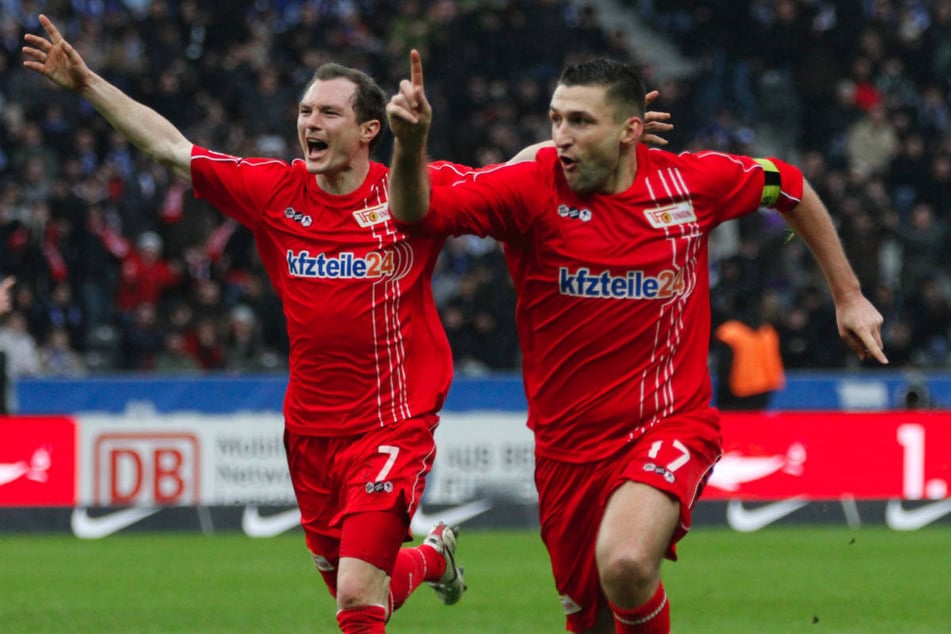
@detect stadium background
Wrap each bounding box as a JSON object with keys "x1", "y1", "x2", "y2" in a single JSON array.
[
  {"x1": 1, "y1": 0, "x2": 950, "y2": 385},
  {"x1": 1, "y1": 0, "x2": 950, "y2": 529}
]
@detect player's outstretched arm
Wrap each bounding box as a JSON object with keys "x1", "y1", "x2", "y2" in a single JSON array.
[
  {"x1": 23, "y1": 14, "x2": 193, "y2": 182},
  {"x1": 386, "y1": 49, "x2": 432, "y2": 223},
  {"x1": 784, "y1": 180, "x2": 888, "y2": 364},
  {"x1": 506, "y1": 90, "x2": 673, "y2": 164}
]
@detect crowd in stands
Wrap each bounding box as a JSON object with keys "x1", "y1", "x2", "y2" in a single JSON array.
[
  {"x1": 639, "y1": 0, "x2": 951, "y2": 372},
  {"x1": 0, "y1": 0, "x2": 949, "y2": 394}
]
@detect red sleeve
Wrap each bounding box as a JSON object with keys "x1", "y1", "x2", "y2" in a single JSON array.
[
  {"x1": 190, "y1": 146, "x2": 291, "y2": 230},
  {"x1": 681, "y1": 151, "x2": 804, "y2": 224},
  {"x1": 409, "y1": 160, "x2": 538, "y2": 241}
]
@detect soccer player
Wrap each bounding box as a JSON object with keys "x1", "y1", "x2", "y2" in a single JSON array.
[
  {"x1": 386, "y1": 51, "x2": 888, "y2": 633},
  {"x1": 22, "y1": 15, "x2": 466, "y2": 634}
]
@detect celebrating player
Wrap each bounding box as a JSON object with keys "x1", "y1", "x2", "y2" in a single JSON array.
[
  {"x1": 387, "y1": 51, "x2": 887, "y2": 633},
  {"x1": 23, "y1": 15, "x2": 467, "y2": 634}
]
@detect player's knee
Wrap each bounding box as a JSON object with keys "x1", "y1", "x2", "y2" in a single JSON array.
[
  {"x1": 334, "y1": 563, "x2": 389, "y2": 610},
  {"x1": 598, "y1": 548, "x2": 660, "y2": 598},
  {"x1": 335, "y1": 579, "x2": 374, "y2": 610}
]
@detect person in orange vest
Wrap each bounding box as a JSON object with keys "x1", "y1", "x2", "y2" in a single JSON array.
[{"x1": 714, "y1": 292, "x2": 786, "y2": 410}]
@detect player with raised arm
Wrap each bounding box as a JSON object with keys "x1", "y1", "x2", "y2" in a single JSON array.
[
  {"x1": 387, "y1": 51, "x2": 887, "y2": 633},
  {"x1": 23, "y1": 16, "x2": 467, "y2": 634}
]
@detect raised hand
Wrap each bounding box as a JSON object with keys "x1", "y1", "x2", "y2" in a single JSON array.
[
  {"x1": 22, "y1": 14, "x2": 92, "y2": 92},
  {"x1": 642, "y1": 90, "x2": 673, "y2": 146},
  {"x1": 386, "y1": 49, "x2": 432, "y2": 152}
]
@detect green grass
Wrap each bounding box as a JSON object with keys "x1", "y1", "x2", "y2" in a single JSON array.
[{"x1": 1, "y1": 527, "x2": 949, "y2": 633}]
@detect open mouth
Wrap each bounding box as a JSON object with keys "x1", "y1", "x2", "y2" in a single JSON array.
[
  {"x1": 306, "y1": 139, "x2": 328, "y2": 157},
  {"x1": 559, "y1": 155, "x2": 577, "y2": 171}
]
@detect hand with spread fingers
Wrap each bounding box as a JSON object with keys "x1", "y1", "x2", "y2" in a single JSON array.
[
  {"x1": 22, "y1": 14, "x2": 92, "y2": 92},
  {"x1": 642, "y1": 90, "x2": 673, "y2": 146}
]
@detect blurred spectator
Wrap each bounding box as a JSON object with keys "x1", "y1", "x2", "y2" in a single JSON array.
[
  {"x1": 115, "y1": 230, "x2": 183, "y2": 319},
  {"x1": 73, "y1": 202, "x2": 122, "y2": 334},
  {"x1": 903, "y1": 276, "x2": 951, "y2": 367},
  {"x1": 440, "y1": 271, "x2": 483, "y2": 374},
  {"x1": 783, "y1": 285, "x2": 844, "y2": 369},
  {"x1": 845, "y1": 103, "x2": 899, "y2": 177},
  {"x1": 117, "y1": 302, "x2": 164, "y2": 371},
  {"x1": 228, "y1": 269, "x2": 288, "y2": 358},
  {"x1": 713, "y1": 292, "x2": 785, "y2": 410},
  {"x1": 839, "y1": 205, "x2": 886, "y2": 293},
  {"x1": 890, "y1": 201, "x2": 948, "y2": 293},
  {"x1": 185, "y1": 316, "x2": 225, "y2": 371},
  {"x1": 916, "y1": 152, "x2": 951, "y2": 216},
  {"x1": 155, "y1": 328, "x2": 202, "y2": 374},
  {"x1": 887, "y1": 133, "x2": 930, "y2": 215},
  {"x1": 224, "y1": 304, "x2": 280, "y2": 373},
  {"x1": 38, "y1": 326, "x2": 86, "y2": 377},
  {"x1": 36, "y1": 281, "x2": 85, "y2": 352},
  {"x1": 0, "y1": 310, "x2": 41, "y2": 411}
]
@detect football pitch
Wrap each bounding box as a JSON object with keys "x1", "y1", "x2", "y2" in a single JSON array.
[{"x1": 2, "y1": 526, "x2": 949, "y2": 633}]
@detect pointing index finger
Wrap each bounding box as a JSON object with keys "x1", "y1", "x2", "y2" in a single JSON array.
[{"x1": 410, "y1": 49, "x2": 424, "y2": 91}]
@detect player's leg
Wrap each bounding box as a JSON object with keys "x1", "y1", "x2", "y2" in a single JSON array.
[
  {"x1": 284, "y1": 430, "x2": 394, "y2": 632},
  {"x1": 596, "y1": 414, "x2": 722, "y2": 634},
  {"x1": 596, "y1": 482, "x2": 677, "y2": 633},
  {"x1": 388, "y1": 521, "x2": 465, "y2": 613},
  {"x1": 421, "y1": 521, "x2": 465, "y2": 604},
  {"x1": 536, "y1": 456, "x2": 612, "y2": 633},
  {"x1": 336, "y1": 510, "x2": 407, "y2": 632},
  {"x1": 537, "y1": 456, "x2": 673, "y2": 634},
  {"x1": 336, "y1": 414, "x2": 460, "y2": 626},
  {"x1": 284, "y1": 430, "x2": 344, "y2": 597}
]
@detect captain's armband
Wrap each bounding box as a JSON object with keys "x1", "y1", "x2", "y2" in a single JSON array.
[{"x1": 753, "y1": 158, "x2": 781, "y2": 207}]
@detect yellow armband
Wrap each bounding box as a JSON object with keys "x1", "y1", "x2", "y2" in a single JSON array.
[{"x1": 754, "y1": 158, "x2": 781, "y2": 207}]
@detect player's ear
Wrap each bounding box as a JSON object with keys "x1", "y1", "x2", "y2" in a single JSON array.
[
  {"x1": 620, "y1": 115, "x2": 643, "y2": 145},
  {"x1": 362, "y1": 119, "x2": 382, "y2": 145}
]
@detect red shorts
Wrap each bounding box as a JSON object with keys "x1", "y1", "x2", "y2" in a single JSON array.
[
  {"x1": 535, "y1": 414, "x2": 721, "y2": 632},
  {"x1": 284, "y1": 415, "x2": 438, "y2": 577}
]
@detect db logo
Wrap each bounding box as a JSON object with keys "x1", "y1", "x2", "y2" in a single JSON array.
[{"x1": 93, "y1": 433, "x2": 199, "y2": 505}]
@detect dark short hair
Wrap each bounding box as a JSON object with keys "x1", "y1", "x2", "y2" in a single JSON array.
[
  {"x1": 303, "y1": 64, "x2": 387, "y2": 151},
  {"x1": 558, "y1": 58, "x2": 646, "y2": 121}
]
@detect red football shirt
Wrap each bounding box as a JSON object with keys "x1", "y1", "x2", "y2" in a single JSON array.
[
  {"x1": 413, "y1": 146, "x2": 804, "y2": 462},
  {"x1": 191, "y1": 146, "x2": 459, "y2": 436}
]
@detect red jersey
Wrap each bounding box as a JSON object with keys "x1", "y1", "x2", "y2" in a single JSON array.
[
  {"x1": 191, "y1": 146, "x2": 462, "y2": 436},
  {"x1": 411, "y1": 146, "x2": 803, "y2": 462}
]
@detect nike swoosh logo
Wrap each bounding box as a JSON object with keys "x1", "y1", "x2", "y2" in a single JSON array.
[
  {"x1": 410, "y1": 499, "x2": 493, "y2": 537},
  {"x1": 885, "y1": 499, "x2": 951, "y2": 531},
  {"x1": 242, "y1": 505, "x2": 301, "y2": 538},
  {"x1": 71, "y1": 507, "x2": 161, "y2": 539},
  {"x1": 726, "y1": 497, "x2": 810, "y2": 532}
]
